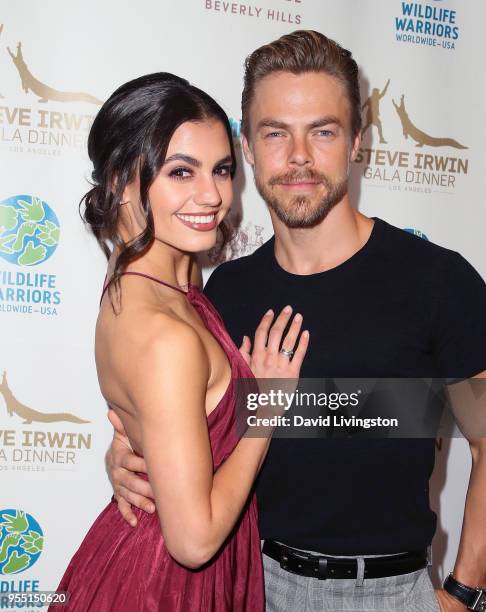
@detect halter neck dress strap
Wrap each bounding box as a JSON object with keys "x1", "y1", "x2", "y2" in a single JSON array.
[{"x1": 99, "y1": 271, "x2": 189, "y2": 305}]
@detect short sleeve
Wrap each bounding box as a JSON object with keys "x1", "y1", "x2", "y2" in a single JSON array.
[{"x1": 432, "y1": 251, "x2": 486, "y2": 380}]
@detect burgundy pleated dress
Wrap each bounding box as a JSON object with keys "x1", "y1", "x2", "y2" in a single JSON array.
[{"x1": 50, "y1": 274, "x2": 264, "y2": 611}]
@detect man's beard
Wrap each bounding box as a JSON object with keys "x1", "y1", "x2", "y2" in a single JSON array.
[{"x1": 254, "y1": 169, "x2": 348, "y2": 229}]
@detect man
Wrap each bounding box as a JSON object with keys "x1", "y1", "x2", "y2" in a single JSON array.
[{"x1": 106, "y1": 31, "x2": 486, "y2": 611}]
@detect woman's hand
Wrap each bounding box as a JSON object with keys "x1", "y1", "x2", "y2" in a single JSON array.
[
  {"x1": 239, "y1": 306, "x2": 308, "y2": 422},
  {"x1": 239, "y1": 306, "x2": 309, "y2": 379}
]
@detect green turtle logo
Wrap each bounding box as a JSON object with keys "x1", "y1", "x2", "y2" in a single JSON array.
[
  {"x1": 0, "y1": 509, "x2": 44, "y2": 574},
  {"x1": 0, "y1": 195, "x2": 60, "y2": 266}
]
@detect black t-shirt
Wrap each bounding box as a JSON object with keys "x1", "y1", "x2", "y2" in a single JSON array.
[{"x1": 203, "y1": 217, "x2": 486, "y2": 554}]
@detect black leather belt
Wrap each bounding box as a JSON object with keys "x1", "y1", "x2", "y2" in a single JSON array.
[{"x1": 263, "y1": 540, "x2": 428, "y2": 580}]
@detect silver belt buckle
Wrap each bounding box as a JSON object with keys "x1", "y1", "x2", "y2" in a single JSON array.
[{"x1": 471, "y1": 589, "x2": 486, "y2": 611}]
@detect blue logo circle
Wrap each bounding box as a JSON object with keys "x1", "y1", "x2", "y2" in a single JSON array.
[
  {"x1": 0, "y1": 195, "x2": 60, "y2": 266},
  {"x1": 404, "y1": 228, "x2": 429, "y2": 241},
  {"x1": 0, "y1": 509, "x2": 44, "y2": 574}
]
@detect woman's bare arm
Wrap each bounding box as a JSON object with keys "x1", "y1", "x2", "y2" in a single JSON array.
[{"x1": 121, "y1": 308, "x2": 307, "y2": 569}]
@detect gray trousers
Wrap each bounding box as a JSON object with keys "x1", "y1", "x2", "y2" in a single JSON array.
[{"x1": 262, "y1": 544, "x2": 440, "y2": 612}]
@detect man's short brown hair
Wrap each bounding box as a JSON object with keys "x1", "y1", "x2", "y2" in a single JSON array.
[{"x1": 241, "y1": 30, "x2": 361, "y2": 138}]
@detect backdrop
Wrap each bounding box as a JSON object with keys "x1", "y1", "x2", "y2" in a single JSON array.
[{"x1": 1, "y1": 0, "x2": 484, "y2": 602}]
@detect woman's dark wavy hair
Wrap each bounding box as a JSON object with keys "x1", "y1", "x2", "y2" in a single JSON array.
[{"x1": 81, "y1": 72, "x2": 236, "y2": 303}]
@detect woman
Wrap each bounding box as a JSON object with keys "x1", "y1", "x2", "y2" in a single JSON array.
[{"x1": 51, "y1": 73, "x2": 309, "y2": 611}]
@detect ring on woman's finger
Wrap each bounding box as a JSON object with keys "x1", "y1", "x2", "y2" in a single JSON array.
[{"x1": 279, "y1": 348, "x2": 294, "y2": 358}]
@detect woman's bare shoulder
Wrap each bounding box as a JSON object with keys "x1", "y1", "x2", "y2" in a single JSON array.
[{"x1": 97, "y1": 305, "x2": 209, "y2": 400}]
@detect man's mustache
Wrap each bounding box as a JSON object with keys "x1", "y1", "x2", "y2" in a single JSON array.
[{"x1": 268, "y1": 171, "x2": 330, "y2": 186}]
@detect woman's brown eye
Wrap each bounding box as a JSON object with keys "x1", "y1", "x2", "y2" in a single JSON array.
[
  {"x1": 214, "y1": 165, "x2": 232, "y2": 177},
  {"x1": 169, "y1": 167, "x2": 192, "y2": 180}
]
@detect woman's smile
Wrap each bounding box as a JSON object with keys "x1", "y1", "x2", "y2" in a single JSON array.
[{"x1": 175, "y1": 212, "x2": 218, "y2": 231}]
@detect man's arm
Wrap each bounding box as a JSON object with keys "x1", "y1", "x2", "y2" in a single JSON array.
[
  {"x1": 450, "y1": 370, "x2": 486, "y2": 585},
  {"x1": 105, "y1": 409, "x2": 155, "y2": 526},
  {"x1": 454, "y1": 437, "x2": 486, "y2": 581},
  {"x1": 435, "y1": 370, "x2": 486, "y2": 611}
]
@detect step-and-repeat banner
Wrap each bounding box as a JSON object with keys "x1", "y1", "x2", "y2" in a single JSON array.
[{"x1": 1, "y1": 0, "x2": 484, "y2": 601}]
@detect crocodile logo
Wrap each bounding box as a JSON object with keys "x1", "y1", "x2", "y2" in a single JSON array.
[
  {"x1": 392, "y1": 94, "x2": 467, "y2": 149},
  {"x1": 6, "y1": 40, "x2": 102, "y2": 105},
  {"x1": 1, "y1": 371, "x2": 90, "y2": 424},
  {"x1": 0, "y1": 195, "x2": 60, "y2": 266},
  {"x1": 0, "y1": 510, "x2": 44, "y2": 574}
]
